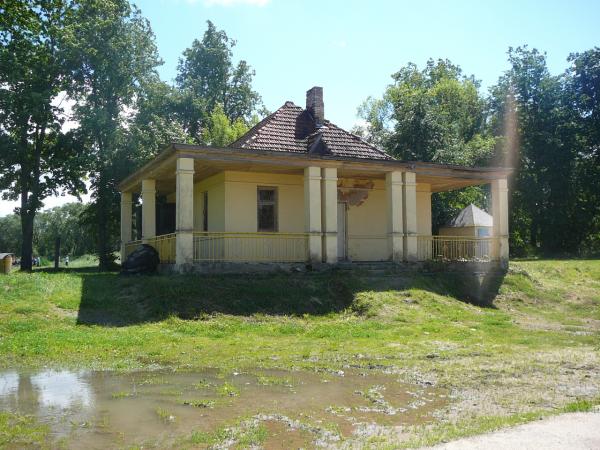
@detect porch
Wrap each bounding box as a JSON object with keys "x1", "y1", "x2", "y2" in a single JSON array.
[
  {"x1": 119, "y1": 144, "x2": 510, "y2": 270},
  {"x1": 124, "y1": 232, "x2": 499, "y2": 265}
]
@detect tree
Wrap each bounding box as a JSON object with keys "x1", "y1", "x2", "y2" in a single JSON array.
[
  {"x1": 34, "y1": 203, "x2": 95, "y2": 258},
  {"x1": 489, "y1": 47, "x2": 577, "y2": 255},
  {"x1": 125, "y1": 79, "x2": 191, "y2": 161},
  {"x1": 358, "y1": 59, "x2": 496, "y2": 230},
  {"x1": 202, "y1": 104, "x2": 250, "y2": 147},
  {"x1": 175, "y1": 21, "x2": 263, "y2": 143},
  {"x1": 0, "y1": 214, "x2": 22, "y2": 255},
  {"x1": 64, "y1": 0, "x2": 161, "y2": 269},
  {"x1": 0, "y1": 0, "x2": 87, "y2": 271},
  {"x1": 567, "y1": 48, "x2": 600, "y2": 254}
]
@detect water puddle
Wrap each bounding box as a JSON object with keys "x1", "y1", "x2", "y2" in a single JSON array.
[{"x1": 0, "y1": 368, "x2": 446, "y2": 448}]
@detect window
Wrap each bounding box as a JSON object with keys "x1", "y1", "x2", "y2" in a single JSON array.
[
  {"x1": 202, "y1": 191, "x2": 208, "y2": 231},
  {"x1": 257, "y1": 187, "x2": 277, "y2": 232}
]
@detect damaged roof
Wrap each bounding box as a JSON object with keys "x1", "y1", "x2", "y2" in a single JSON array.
[{"x1": 230, "y1": 101, "x2": 393, "y2": 161}]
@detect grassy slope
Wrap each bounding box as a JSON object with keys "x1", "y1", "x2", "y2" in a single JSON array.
[{"x1": 1, "y1": 260, "x2": 599, "y2": 447}]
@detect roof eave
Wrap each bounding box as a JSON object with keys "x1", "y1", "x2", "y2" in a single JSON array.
[{"x1": 119, "y1": 142, "x2": 513, "y2": 192}]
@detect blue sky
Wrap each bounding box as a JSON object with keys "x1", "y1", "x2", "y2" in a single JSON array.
[{"x1": 139, "y1": 0, "x2": 600, "y2": 129}]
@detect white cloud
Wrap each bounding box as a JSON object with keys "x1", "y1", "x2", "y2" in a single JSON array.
[{"x1": 201, "y1": 0, "x2": 270, "y2": 6}]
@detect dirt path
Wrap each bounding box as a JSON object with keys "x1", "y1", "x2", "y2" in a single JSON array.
[{"x1": 428, "y1": 412, "x2": 600, "y2": 450}]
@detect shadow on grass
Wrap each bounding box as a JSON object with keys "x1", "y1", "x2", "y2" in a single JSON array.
[{"x1": 66, "y1": 265, "x2": 505, "y2": 327}]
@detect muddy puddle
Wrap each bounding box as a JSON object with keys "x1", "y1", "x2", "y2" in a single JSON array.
[{"x1": 0, "y1": 368, "x2": 446, "y2": 448}]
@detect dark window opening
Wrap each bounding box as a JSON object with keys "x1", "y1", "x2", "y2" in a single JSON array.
[
  {"x1": 203, "y1": 191, "x2": 208, "y2": 231},
  {"x1": 257, "y1": 187, "x2": 277, "y2": 232}
]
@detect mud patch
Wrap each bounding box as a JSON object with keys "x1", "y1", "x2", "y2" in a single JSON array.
[{"x1": 0, "y1": 368, "x2": 446, "y2": 448}]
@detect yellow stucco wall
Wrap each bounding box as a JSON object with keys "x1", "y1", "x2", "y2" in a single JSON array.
[
  {"x1": 184, "y1": 171, "x2": 432, "y2": 262},
  {"x1": 416, "y1": 184, "x2": 432, "y2": 236},
  {"x1": 193, "y1": 173, "x2": 225, "y2": 231},
  {"x1": 340, "y1": 179, "x2": 432, "y2": 261},
  {"x1": 341, "y1": 178, "x2": 388, "y2": 261},
  {"x1": 217, "y1": 171, "x2": 305, "y2": 232}
]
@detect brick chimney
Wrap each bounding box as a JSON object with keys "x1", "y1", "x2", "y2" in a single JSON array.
[{"x1": 306, "y1": 86, "x2": 324, "y2": 127}]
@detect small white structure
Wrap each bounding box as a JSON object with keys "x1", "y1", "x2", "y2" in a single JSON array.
[{"x1": 440, "y1": 204, "x2": 493, "y2": 238}]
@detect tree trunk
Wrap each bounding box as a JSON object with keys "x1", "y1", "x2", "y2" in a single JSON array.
[
  {"x1": 20, "y1": 207, "x2": 34, "y2": 272},
  {"x1": 54, "y1": 237, "x2": 61, "y2": 270}
]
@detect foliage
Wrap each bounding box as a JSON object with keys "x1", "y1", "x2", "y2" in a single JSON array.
[
  {"x1": 358, "y1": 59, "x2": 497, "y2": 229},
  {"x1": 34, "y1": 203, "x2": 95, "y2": 257},
  {"x1": 202, "y1": 104, "x2": 251, "y2": 147},
  {"x1": 125, "y1": 79, "x2": 191, "y2": 161},
  {"x1": 0, "y1": 0, "x2": 88, "y2": 270},
  {"x1": 359, "y1": 58, "x2": 496, "y2": 165},
  {"x1": 64, "y1": 0, "x2": 162, "y2": 269},
  {"x1": 567, "y1": 48, "x2": 600, "y2": 256},
  {"x1": 488, "y1": 46, "x2": 595, "y2": 256},
  {"x1": 0, "y1": 213, "x2": 21, "y2": 254},
  {"x1": 175, "y1": 20, "x2": 263, "y2": 144},
  {"x1": 361, "y1": 50, "x2": 600, "y2": 254},
  {"x1": 0, "y1": 203, "x2": 95, "y2": 258}
]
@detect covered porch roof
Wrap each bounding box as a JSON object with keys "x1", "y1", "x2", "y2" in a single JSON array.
[{"x1": 118, "y1": 143, "x2": 512, "y2": 195}]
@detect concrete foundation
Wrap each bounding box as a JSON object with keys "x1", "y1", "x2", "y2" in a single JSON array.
[{"x1": 158, "y1": 260, "x2": 506, "y2": 305}]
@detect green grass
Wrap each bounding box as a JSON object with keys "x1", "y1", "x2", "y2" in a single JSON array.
[
  {"x1": 188, "y1": 421, "x2": 268, "y2": 448},
  {"x1": 0, "y1": 412, "x2": 50, "y2": 448},
  {"x1": 0, "y1": 259, "x2": 599, "y2": 447}
]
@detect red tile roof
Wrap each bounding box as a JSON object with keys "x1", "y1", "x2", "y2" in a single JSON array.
[{"x1": 231, "y1": 101, "x2": 393, "y2": 160}]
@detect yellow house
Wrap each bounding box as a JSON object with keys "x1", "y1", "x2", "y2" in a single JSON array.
[{"x1": 119, "y1": 87, "x2": 510, "y2": 271}]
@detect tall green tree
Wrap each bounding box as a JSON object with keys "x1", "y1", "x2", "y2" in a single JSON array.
[
  {"x1": 567, "y1": 48, "x2": 600, "y2": 254},
  {"x1": 489, "y1": 47, "x2": 577, "y2": 255},
  {"x1": 358, "y1": 59, "x2": 497, "y2": 230},
  {"x1": 175, "y1": 21, "x2": 263, "y2": 143},
  {"x1": 64, "y1": 0, "x2": 161, "y2": 269},
  {"x1": 0, "y1": 0, "x2": 86, "y2": 271}
]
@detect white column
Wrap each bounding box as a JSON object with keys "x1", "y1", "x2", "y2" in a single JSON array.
[
  {"x1": 176, "y1": 157, "x2": 195, "y2": 266},
  {"x1": 141, "y1": 179, "x2": 156, "y2": 241},
  {"x1": 321, "y1": 167, "x2": 338, "y2": 263},
  {"x1": 304, "y1": 166, "x2": 322, "y2": 263},
  {"x1": 403, "y1": 171, "x2": 418, "y2": 261},
  {"x1": 386, "y1": 171, "x2": 404, "y2": 262},
  {"x1": 120, "y1": 191, "x2": 133, "y2": 261},
  {"x1": 491, "y1": 178, "x2": 509, "y2": 267}
]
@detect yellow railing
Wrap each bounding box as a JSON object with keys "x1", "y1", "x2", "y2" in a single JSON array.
[
  {"x1": 124, "y1": 240, "x2": 142, "y2": 259},
  {"x1": 417, "y1": 235, "x2": 497, "y2": 262},
  {"x1": 193, "y1": 232, "x2": 308, "y2": 263},
  {"x1": 146, "y1": 233, "x2": 176, "y2": 264}
]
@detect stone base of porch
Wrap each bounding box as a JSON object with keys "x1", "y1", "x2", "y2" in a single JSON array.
[
  {"x1": 158, "y1": 261, "x2": 313, "y2": 275},
  {"x1": 158, "y1": 259, "x2": 506, "y2": 306},
  {"x1": 158, "y1": 259, "x2": 505, "y2": 275}
]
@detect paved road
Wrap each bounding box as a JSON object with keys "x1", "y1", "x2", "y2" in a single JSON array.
[{"x1": 429, "y1": 412, "x2": 600, "y2": 450}]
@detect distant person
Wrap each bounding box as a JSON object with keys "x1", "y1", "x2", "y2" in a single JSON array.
[{"x1": 65, "y1": 255, "x2": 69, "y2": 267}]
